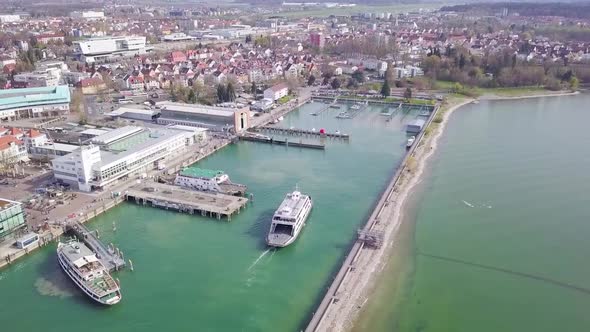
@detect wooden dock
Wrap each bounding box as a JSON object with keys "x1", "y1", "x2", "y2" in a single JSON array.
[
  {"x1": 67, "y1": 221, "x2": 126, "y2": 272},
  {"x1": 125, "y1": 182, "x2": 248, "y2": 221},
  {"x1": 259, "y1": 126, "x2": 350, "y2": 140},
  {"x1": 239, "y1": 135, "x2": 325, "y2": 150}
]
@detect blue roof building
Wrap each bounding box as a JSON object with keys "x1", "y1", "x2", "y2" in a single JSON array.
[{"x1": 0, "y1": 86, "x2": 71, "y2": 121}]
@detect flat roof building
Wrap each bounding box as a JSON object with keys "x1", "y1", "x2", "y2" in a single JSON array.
[
  {"x1": 52, "y1": 126, "x2": 202, "y2": 191},
  {"x1": 0, "y1": 86, "x2": 71, "y2": 122},
  {"x1": 74, "y1": 36, "x2": 152, "y2": 63},
  {"x1": 156, "y1": 101, "x2": 250, "y2": 133}
]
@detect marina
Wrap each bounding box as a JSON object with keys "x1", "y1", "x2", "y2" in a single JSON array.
[
  {"x1": 239, "y1": 135, "x2": 326, "y2": 149},
  {"x1": 125, "y1": 182, "x2": 249, "y2": 221},
  {"x1": 0, "y1": 100, "x2": 427, "y2": 332}
]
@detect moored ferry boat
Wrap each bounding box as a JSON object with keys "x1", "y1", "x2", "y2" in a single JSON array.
[
  {"x1": 57, "y1": 240, "x2": 121, "y2": 305},
  {"x1": 267, "y1": 187, "x2": 313, "y2": 247}
]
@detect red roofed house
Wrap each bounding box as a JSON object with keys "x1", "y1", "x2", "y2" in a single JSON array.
[
  {"x1": 77, "y1": 77, "x2": 107, "y2": 94},
  {"x1": 36, "y1": 33, "x2": 65, "y2": 44},
  {"x1": 169, "y1": 51, "x2": 187, "y2": 63},
  {"x1": 0, "y1": 135, "x2": 27, "y2": 163}
]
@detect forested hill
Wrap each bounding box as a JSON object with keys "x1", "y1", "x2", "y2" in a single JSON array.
[{"x1": 441, "y1": 2, "x2": 590, "y2": 20}]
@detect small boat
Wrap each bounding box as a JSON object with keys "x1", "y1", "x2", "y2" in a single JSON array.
[
  {"x1": 336, "y1": 111, "x2": 351, "y2": 119},
  {"x1": 335, "y1": 130, "x2": 341, "y2": 135},
  {"x1": 472, "y1": 100, "x2": 480, "y2": 104},
  {"x1": 310, "y1": 112, "x2": 318, "y2": 116},
  {"x1": 351, "y1": 104, "x2": 361, "y2": 110},
  {"x1": 406, "y1": 136, "x2": 416, "y2": 149},
  {"x1": 271, "y1": 119, "x2": 279, "y2": 124},
  {"x1": 278, "y1": 116, "x2": 284, "y2": 121},
  {"x1": 419, "y1": 110, "x2": 430, "y2": 117},
  {"x1": 311, "y1": 128, "x2": 316, "y2": 132},
  {"x1": 57, "y1": 240, "x2": 122, "y2": 305},
  {"x1": 329, "y1": 104, "x2": 341, "y2": 109}
]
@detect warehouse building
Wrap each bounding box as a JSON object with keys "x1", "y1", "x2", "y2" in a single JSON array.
[
  {"x1": 51, "y1": 126, "x2": 203, "y2": 192},
  {"x1": 156, "y1": 101, "x2": 249, "y2": 133},
  {"x1": 0, "y1": 86, "x2": 71, "y2": 122}
]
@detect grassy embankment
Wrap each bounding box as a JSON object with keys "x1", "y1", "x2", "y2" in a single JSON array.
[{"x1": 434, "y1": 80, "x2": 568, "y2": 98}]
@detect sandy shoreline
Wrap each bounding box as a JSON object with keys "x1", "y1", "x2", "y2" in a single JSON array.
[{"x1": 318, "y1": 89, "x2": 583, "y2": 331}]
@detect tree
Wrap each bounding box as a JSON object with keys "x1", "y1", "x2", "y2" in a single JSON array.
[
  {"x1": 459, "y1": 53, "x2": 466, "y2": 69},
  {"x1": 331, "y1": 78, "x2": 341, "y2": 89},
  {"x1": 250, "y1": 82, "x2": 257, "y2": 95},
  {"x1": 216, "y1": 84, "x2": 226, "y2": 103},
  {"x1": 351, "y1": 70, "x2": 365, "y2": 83},
  {"x1": 70, "y1": 88, "x2": 85, "y2": 114},
  {"x1": 226, "y1": 82, "x2": 236, "y2": 102},
  {"x1": 380, "y1": 79, "x2": 391, "y2": 97},
  {"x1": 404, "y1": 87, "x2": 412, "y2": 101},
  {"x1": 187, "y1": 89, "x2": 197, "y2": 103},
  {"x1": 307, "y1": 74, "x2": 316, "y2": 86},
  {"x1": 569, "y1": 76, "x2": 579, "y2": 91}
]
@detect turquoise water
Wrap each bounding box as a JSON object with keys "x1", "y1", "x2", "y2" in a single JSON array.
[
  {"x1": 355, "y1": 94, "x2": 590, "y2": 332},
  {"x1": 0, "y1": 102, "x2": 418, "y2": 331}
]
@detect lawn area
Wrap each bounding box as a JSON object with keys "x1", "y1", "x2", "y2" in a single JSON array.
[
  {"x1": 277, "y1": 95, "x2": 294, "y2": 105},
  {"x1": 434, "y1": 80, "x2": 554, "y2": 98}
]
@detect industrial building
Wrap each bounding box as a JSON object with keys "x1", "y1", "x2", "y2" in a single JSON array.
[
  {"x1": 106, "y1": 106, "x2": 159, "y2": 122},
  {"x1": 156, "y1": 101, "x2": 250, "y2": 132},
  {"x1": 51, "y1": 126, "x2": 205, "y2": 192},
  {"x1": 73, "y1": 36, "x2": 152, "y2": 63},
  {"x1": 0, "y1": 86, "x2": 71, "y2": 122},
  {"x1": 0, "y1": 198, "x2": 25, "y2": 240}
]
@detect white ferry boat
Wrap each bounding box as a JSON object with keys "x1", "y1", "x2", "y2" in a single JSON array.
[
  {"x1": 57, "y1": 241, "x2": 121, "y2": 305},
  {"x1": 267, "y1": 187, "x2": 313, "y2": 247}
]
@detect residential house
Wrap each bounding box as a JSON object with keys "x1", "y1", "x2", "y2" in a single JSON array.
[
  {"x1": 263, "y1": 83, "x2": 288, "y2": 101},
  {"x1": 0, "y1": 136, "x2": 27, "y2": 164}
]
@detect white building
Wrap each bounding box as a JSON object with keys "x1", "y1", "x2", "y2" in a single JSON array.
[
  {"x1": 70, "y1": 11, "x2": 105, "y2": 20},
  {"x1": 52, "y1": 126, "x2": 201, "y2": 192},
  {"x1": 163, "y1": 33, "x2": 196, "y2": 42},
  {"x1": 263, "y1": 83, "x2": 288, "y2": 101},
  {"x1": 174, "y1": 168, "x2": 229, "y2": 192},
  {"x1": 74, "y1": 36, "x2": 152, "y2": 63},
  {"x1": 14, "y1": 68, "x2": 61, "y2": 87},
  {"x1": 0, "y1": 15, "x2": 21, "y2": 23},
  {"x1": 0, "y1": 136, "x2": 27, "y2": 164}
]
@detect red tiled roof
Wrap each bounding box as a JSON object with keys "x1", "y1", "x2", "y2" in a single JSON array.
[
  {"x1": 28, "y1": 129, "x2": 42, "y2": 138},
  {"x1": 0, "y1": 136, "x2": 22, "y2": 151}
]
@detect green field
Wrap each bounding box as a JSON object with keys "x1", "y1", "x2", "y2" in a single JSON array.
[{"x1": 278, "y1": 4, "x2": 442, "y2": 18}]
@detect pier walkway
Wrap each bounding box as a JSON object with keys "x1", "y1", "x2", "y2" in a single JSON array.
[
  {"x1": 67, "y1": 221, "x2": 126, "y2": 272},
  {"x1": 259, "y1": 126, "x2": 350, "y2": 140},
  {"x1": 126, "y1": 182, "x2": 248, "y2": 221},
  {"x1": 239, "y1": 135, "x2": 325, "y2": 150}
]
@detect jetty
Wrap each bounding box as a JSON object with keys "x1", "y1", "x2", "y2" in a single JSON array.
[
  {"x1": 125, "y1": 182, "x2": 248, "y2": 221},
  {"x1": 239, "y1": 135, "x2": 325, "y2": 150},
  {"x1": 66, "y1": 221, "x2": 126, "y2": 272},
  {"x1": 259, "y1": 126, "x2": 350, "y2": 140}
]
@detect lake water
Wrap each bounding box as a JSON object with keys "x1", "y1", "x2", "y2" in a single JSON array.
[{"x1": 354, "y1": 93, "x2": 590, "y2": 332}]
